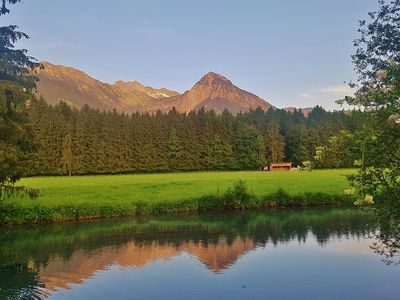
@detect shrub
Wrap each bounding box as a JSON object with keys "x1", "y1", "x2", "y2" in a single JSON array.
[
  {"x1": 230, "y1": 180, "x2": 251, "y2": 210},
  {"x1": 274, "y1": 188, "x2": 292, "y2": 206},
  {"x1": 198, "y1": 180, "x2": 252, "y2": 211}
]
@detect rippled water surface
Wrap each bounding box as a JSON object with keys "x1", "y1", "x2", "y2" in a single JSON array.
[{"x1": 1, "y1": 208, "x2": 399, "y2": 300}]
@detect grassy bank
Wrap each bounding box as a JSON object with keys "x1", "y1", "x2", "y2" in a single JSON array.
[{"x1": 0, "y1": 170, "x2": 355, "y2": 224}]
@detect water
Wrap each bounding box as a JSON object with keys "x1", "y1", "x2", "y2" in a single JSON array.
[{"x1": 0, "y1": 208, "x2": 399, "y2": 300}]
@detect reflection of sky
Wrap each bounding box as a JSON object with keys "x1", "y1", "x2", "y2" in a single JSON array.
[
  {"x1": 46, "y1": 234, "x2": 400, "y2": 300},
  {"x1": 297, "y1": 233, "x2": 377, "y2": 255}
]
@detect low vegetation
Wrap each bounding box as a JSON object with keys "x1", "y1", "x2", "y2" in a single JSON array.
[{"x1": 0, "y1": 170, "x2": 355, "y2": 224}]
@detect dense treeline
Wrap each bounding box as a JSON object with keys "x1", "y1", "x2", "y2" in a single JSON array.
[
  {"x1": 0, "y1": 0, "x2": 39, "y2": 190},
  {"x1": 26, "y1": 98, "x2": 361, "y2": 175}
]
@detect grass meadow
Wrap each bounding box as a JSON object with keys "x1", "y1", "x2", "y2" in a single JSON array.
[{"x1": 1, "y1": 169, "x2": 355, "y2": 224}]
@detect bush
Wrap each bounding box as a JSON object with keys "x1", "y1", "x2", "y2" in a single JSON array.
[
  {"x1": 198, "y1": 180, "x2": 252, "y2": 211},
  {"x1": 228, "y1": 180, "x2": 251, "y2": 210},
  {"x1": 274, "y1": 188, "x2": 292, "y2": 206}
]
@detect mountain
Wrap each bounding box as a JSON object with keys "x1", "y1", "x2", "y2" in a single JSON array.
[
  {"x1": 34, "y1": 62, "x2": 179, "y2": 112},
  {"x1": 34, "y1": 62, "x2": 273, "y2": 114},
  {"x1": 147, "y1": 72, "x2": 273, "y2": 114},
  {"x1": 283, "y1": 106, "x2": 313, "y2": 117}
]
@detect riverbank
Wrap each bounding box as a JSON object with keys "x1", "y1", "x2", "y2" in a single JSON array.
[{"x1": 0, "y1": 170, "x2": 355, "y2": 225}]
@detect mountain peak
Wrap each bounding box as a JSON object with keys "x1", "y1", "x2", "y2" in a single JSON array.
[
  {"x1": 198, "y1": 72, "x2": 232, "y2": 86},
  {"x1": 159, "y1": 71, "x2": 274, "y2": 114}
]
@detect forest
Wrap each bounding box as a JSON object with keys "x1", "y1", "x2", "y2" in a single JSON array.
[{"x1": 25, "y1": 96, "x2": 364, "y2": 176}]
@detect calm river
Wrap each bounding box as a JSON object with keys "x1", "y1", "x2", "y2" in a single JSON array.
[{"x1": 1, "y1": 208, "x2": 399, "y2": 300}]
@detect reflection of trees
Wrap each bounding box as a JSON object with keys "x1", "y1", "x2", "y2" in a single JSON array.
[
  {"x1": 371, "y1": 219, "x2": 400, "y2": 266},
  {"x1": 0, "y1": 263, "x2": 47, "y2": 300},
  {"x1": 0, "y1": 208, "x2": 378, "y2": 299},
  {"x1": 0, "y1": 209, "x2": 377, "y2": 265},
  {"x1": 230, "y1": 208, "x2": 377, "y2": 247}
]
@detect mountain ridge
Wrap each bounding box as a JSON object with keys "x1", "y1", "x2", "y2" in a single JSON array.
[
  {"x1": 34, "y1": 61, "x2": 180, "y2": 112},
  {"x1": 34, "y1": 62, "x2": 277, "y2": 114}
]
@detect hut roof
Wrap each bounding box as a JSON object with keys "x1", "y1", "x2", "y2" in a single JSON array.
[{"x1": 270, "y1": 162, "x2": 292, "y2": 166}]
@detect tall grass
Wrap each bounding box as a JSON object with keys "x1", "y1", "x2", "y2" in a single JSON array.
[{"x1": 0, "y1": 170, "x2": 355, "y2": 224}]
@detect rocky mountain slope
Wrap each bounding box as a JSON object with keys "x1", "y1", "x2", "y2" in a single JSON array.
[
  {"x1": 34, "y1": 62, "x2": 274, "y2": 114},
  {"x1": 146, "y1": 72, "x2": 273, "y2": 114},
  {"x1": 34, "y1": 62, "x2": 179, "y2": 112}
]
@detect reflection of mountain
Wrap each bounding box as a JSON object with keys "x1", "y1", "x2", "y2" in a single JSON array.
[
  {"x1": 0, "y1": 208, "x2": 377, "y2": 298},
  {"x1": 186, "y1": 237, "x2": 255, "y2": 273},
  {"x1": 37, "y1": 237, "x2": 255, "y2": 291},
  {"x1": 37, "y1": 242, "x2": 180, "y2": 291}
]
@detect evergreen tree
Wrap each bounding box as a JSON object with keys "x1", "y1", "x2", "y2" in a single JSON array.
[
  {"x1": 168, "y1": 128, "x2": 183, "y2": 170},
  {"x1": 234, "y1": 124, "x2": 266, "y2": 169},
  {"x1": 0, "y1": 0, "x2": 40, "y2": 88},
  {"x1": 0, "y1": 0, "x2": 40, "y2": 191},
  {"x1": 264, "y1": 121, "x2": 285, "y2": 163},
  {"x1": 0, "y1": 82, "x2": 34, "y2": 184}
]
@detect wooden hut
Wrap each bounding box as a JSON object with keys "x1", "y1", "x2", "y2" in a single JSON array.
[{"x1": 268, "y1": 162, "x2": 292, "y2": 171}]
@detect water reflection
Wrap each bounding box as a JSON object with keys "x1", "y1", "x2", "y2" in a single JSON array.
[
  {"x1": 371, "y1": 219, "x2": 400, "y2": 266},
  {"x1": 0, "y1": 208, "x2": 392, "y2": 299}
]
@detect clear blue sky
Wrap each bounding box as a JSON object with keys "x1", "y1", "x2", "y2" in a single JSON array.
[{"x1": 4, "y1": 0, "x2": 378, "y2": 109}]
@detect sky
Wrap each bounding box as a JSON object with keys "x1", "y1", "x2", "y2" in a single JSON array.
[{"x1": 3, "y1": 0, "x2": 379, "y2": 110}]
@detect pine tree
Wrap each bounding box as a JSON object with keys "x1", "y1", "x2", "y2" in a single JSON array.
[
  {"x1": 0, "y1": 82, "x2": 34, "y2": 184},
  {"x1": 0, "y1": 0, "x2": 40, "y2": 88},
  {"x1": 0, "y1": 0, "x2": 39, "y2": 188},
  {"x1": 265, "y1": 121, "x2": 285, "y2": 163},
  {"x1": 234, "y1": 124, "x2": 266, "y2": 169}
]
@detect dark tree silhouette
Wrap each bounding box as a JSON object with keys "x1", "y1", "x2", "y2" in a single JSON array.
[
  {"x1": 339, "y1": 0, "x2": 400, "y2": 224},
  {"x1": 350, "y1": 0, "x2": 400, "y2": 94},
  {"x1": 0, "y1": 0, "x2": 38, "y2": 194},
  {"x1": 0, "y1": 0, "x2": 41, "y2": 89}
]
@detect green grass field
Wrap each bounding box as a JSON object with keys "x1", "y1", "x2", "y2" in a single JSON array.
[{"x1": 1, "y1": 169, "x2": 355, "y2": 224}]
